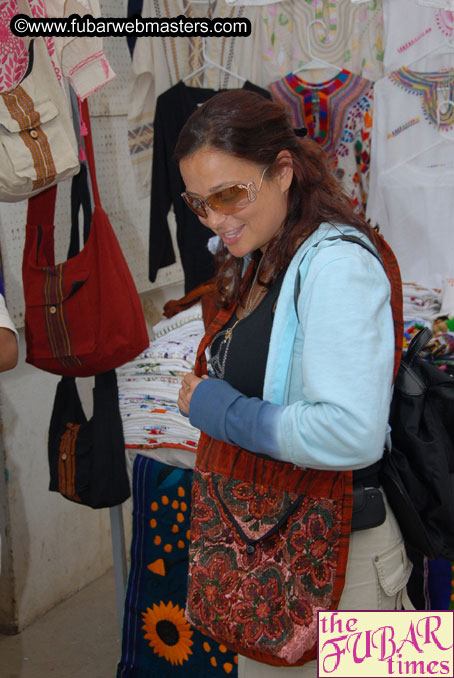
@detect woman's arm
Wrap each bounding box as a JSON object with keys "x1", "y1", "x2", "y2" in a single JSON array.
[
  {"x1": 0, "y1": 327, "x2": 18, "y2": 372},
  {"x1": 183, "y1": 245, "x2": 394, "y2": 470},
  {"x1": 0, "y1": 294, "x2": 18, "y2": 372}
]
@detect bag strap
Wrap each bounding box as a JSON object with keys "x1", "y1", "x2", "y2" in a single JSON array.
[
  {"x1": 293, "y1": 233, "x2": 404, "y2": 383},
  {"x1": 80, "y1": 98, "x2": 101, "y2": 208},
  {"x1": 405, "y1": 327, "x2": 433, "y2": 367},
  {"x1": 26, "y1": 180, "x2": 58, "y2": 221},
  {"x1": 68, "y1": 162, "x2": 92, "y2": 258}
]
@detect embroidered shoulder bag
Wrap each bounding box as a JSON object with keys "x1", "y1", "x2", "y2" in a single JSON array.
[
  {"x1": 184, "y1": 258, "x2": 353, "y2": 666},
  {"x1": 184, "y1": 233, "x2": 404, "y2": 667}
]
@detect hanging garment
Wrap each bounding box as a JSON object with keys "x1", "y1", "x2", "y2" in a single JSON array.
[
  {"x1": 126, "y1": 0, "x2": 143, "y2": 56},
  {"x1": 252, "y1": 0, "x2": 384, "y2": 87},
  {"x1": 0, "y1": 0, "x2": 60, "y2": 92},
  {"x1": 269, "y1": 70, "x2": 373, "y2": 213},
  {"x1": 225, "y1": 0, "x2": 283, "y2": 5},
  {"x1": 149, "y1": 80, "x2": 270, "y2": 293},
  {"x1": 353, "y1": 0, "x2": 454, "y2": 7},
  {"x1": 127, "y1": 0, "x2": 261, "y2": 197},
  {"x1": 116, "y1": 455, "x2": 238, "y2": 678},
  {"x1": 44, "y1": 0, "x2": 115, "y2": 99},
  {"x1": 0, "y1": 0, "x2": 115, "y2": 97},
  {"x1": 366, "y1": 68, "x2": 454, "y2": 288},
  {"x1": 382, "y1": 0, "x2": 454, "y2": 74}
]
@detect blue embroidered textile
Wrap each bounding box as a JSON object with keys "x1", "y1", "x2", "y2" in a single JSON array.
[{"x1": 117, "y1": 455, "x2": 238, "y2": 677}]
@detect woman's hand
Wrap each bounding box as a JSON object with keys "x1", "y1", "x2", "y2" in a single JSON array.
[{"x1": 178, "y1": 372, "x2": 209, "y2": 416}]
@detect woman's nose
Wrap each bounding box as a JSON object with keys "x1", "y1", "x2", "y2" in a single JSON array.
[{"x1": 203, "y1": 206, "x2": 227, "y2": 231}]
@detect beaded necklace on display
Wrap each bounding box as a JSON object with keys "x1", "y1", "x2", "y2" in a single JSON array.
[{"x1": 210, "y1": 258, "x2": 267, "y2": 380}]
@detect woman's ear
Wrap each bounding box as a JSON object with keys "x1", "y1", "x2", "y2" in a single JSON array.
[{"x1": 275, "y1": 150, "x2": 293, "y2": 193}]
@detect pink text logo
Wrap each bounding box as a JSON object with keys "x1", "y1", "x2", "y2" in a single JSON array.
[{"x1": 318, "y1": 611, "x2": 453, "y2": 677}]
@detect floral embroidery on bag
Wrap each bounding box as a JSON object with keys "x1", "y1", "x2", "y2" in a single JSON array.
[{"x1": 186, "y1": 469, "x2": 344, "y2": 664}]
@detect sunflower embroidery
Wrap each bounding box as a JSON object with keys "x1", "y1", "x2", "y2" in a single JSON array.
[{"x1": 142, "y1": 601, "x2": 194, "y2": 666}]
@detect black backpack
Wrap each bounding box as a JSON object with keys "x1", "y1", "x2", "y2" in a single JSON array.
[
  {"x1": 294, "y1": 233, "x2": 454, "y2": 559},
  {"x1": 381, "y1": 327, "x2": 454, "y2": 560}
]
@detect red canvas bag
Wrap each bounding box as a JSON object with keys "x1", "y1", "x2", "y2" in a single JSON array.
[{"x1": 22, "y1": 99, "x2": 149, "y2": 377}]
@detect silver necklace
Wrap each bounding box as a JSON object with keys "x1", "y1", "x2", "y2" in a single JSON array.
[{"x1": 210, "y1": 259, "x2": 266, "y2": 380}]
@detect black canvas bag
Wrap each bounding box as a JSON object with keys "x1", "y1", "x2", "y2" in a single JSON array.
[
  {"x1": 293, "y1": 234, "x2": 454, "y2": 560},
  {"x1": 381, "y1": 327, "x2": 454, "y2": 560},
  {"x1": 48, "y1": 369, "x2": 131, "y2": 508}
]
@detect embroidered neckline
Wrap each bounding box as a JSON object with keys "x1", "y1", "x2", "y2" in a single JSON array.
[
  {"x1": 435, "y1": 9, "x2": 454, "y2": 39},
  {"x1": 286, "y1": 70, "x2": 350, "y2": 145},
  {"x1": 389, "y1": 67, "x2": 454, "y2": 130}
]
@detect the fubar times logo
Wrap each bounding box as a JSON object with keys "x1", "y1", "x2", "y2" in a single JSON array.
[{"x1": 318, "y1": 611, "x2": 454, "y2": 677}]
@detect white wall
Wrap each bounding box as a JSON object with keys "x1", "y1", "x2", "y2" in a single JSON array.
[
  {"x1": 0, "y1": 331, "x2": 122, "y2": 632},
  {"x1": 0, "y1": 0, "x2": 186, "y2": 633}
]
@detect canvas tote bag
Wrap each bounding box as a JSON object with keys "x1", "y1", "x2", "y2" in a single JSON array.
[
  {"x1": 22, "y1": 98, "x2": 149, "y2": 376},
  {"x1": 0, "y1": 0, "x2": 79, "y2": 202}
]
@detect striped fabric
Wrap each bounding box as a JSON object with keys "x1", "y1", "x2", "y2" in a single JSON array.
[
  {"x1": 42, "y1": 265, "x2": 82, "y2": 369},
  {"x1": 57, "y1": 423, "x2": 82, "y2": 503},
  {"x1": 3, "y1": 86, "x2": 56, "y2": 190}
]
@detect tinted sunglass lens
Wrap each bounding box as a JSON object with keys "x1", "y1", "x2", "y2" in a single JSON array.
[
  {"x1": 184, "y1": 194, "x2": 207, "y2": 217},
  {"x1": 210, "y1": 185, "x2": 249, "y2": 214}
]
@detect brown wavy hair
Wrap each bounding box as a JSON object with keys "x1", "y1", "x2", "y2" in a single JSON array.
[{"x1": 174, "y1": 89, "x2": 378, "y2": 307}]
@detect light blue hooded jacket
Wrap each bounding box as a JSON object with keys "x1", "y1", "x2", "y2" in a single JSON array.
[{"x1": 189, "y1": 222, "x2": 395, "y2": 471}]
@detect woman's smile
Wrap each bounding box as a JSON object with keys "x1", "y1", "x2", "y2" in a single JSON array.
[
  {"x1": 179, "y1": 147, "x2": 292, "y2": 257},
  {"x1": 218, "y1": 224, "x2": 245, "y2": 244}
]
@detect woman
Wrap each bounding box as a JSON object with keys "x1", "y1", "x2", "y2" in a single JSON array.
[
  {"x1": 176, "y1": 90, "x2": 412, "y2": 677},
  {"x1": 0, "y1": 269, "x2": 18, "y2": 372}
]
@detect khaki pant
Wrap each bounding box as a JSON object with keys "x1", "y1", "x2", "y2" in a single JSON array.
[{"x1": 238, "y1": 491, "x2": 413, "y2": 678}]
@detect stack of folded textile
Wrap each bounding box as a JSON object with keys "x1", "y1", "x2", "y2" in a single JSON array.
[
  {"x1": 403, "y1": 282, "x2": 442, "y2": 326},
  {"x1": 116, "y1": 304, "x2": 204, "y2": 457},
  {"x1": 402, "y1": 283, "x2": 454, "y2": 372}
]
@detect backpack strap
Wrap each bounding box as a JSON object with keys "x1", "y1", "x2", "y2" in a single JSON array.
[
  {"x1": 293, "y1": 233, "x2": 404, "y2": 383},
  {"x1": 405, "y1": 326, "x2": 433, "y2": 367}
]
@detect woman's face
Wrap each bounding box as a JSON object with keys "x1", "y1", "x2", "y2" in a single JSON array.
[{"x1": 179, "y1": 147, "x2": 293, "y2": 258}]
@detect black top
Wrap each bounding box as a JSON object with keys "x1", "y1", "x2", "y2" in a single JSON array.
[
  {"x1": 149, "y1": 80, "x2": 271, "y2": 293},
  {"x1": 210, "y1": 270, "x2": 285, "y2": 398}
]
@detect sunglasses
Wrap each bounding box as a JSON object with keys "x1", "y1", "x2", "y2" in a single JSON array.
[{"x1": 181, "y1": 166, "x2": 269, "y2": 218}]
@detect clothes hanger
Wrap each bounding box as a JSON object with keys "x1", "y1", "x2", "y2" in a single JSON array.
[
  {"x1": 182, "y1": 37, "x2": 246, "y2": 83},
  {"x1": 437, "y1": 98, "x2": 454, "y2": 128},
  {"x1": 182, "y1": 0, "x2": 246, "y2": 83},
  {"x1": 290, "y1": 19, "x2": 342, "y2": 77},
  {"x1": 405, "y1": 34, "x2": 454, "y2": 69},
  {"x1": 182, "y1": 26, "x2": 246, "y2": 84}
]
